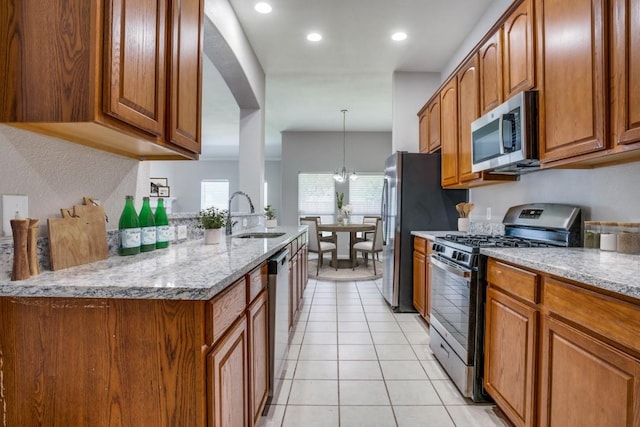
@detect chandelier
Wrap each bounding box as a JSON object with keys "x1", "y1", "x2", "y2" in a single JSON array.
[{"x1": 333, "y1": 109, "x2": 358, "y2": 182}]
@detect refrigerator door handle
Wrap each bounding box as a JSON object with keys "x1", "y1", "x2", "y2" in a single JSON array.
[{"x1": 381, "y1": 179, "x2": 388, "y2": 244}]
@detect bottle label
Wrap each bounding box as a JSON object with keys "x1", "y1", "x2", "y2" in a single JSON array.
[
  {"x1": 141, "y1": 227, "x2": 156, "y2": 245},
  {"x1": 156, "y1": 225, "x2": 170, "y2": 243},
  {"x1": 120, "y1": 228, "x2": 141, "y2": 249}
]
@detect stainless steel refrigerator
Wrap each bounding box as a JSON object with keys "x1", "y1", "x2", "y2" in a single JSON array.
[{"x1": 380, "y1": 151, "x2": 468, "y2": 312}]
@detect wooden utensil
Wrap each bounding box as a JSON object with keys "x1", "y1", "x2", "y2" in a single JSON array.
[
  {"x1": 10, "y1": 218, "x2": 30, "y2": 281},
  {"x1": 27, "y1": 218, "x2": 40, "y2": 276},
  {"x1": 456, "y1": 203, "x2": 465, "y2": 217}
]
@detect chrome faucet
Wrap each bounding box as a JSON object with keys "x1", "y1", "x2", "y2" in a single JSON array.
[{"x1": 226, "y1": 191, "x2": 255, "y2": 235}]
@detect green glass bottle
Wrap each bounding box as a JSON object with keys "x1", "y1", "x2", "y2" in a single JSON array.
[
  {"x1": 139, "y1": 197, "x2": 156, "y2": 252},
  {"x1": 118, "y1": 195, "x2": 140, "y2": 256},
  {"x1": 155, "y1": 198, "x2": 170, "y2": 249}
]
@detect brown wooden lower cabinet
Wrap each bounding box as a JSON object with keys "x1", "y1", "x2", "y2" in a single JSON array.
[
  {"x1": 485, "y1": 257, "x2": 640, "y2": 427},
  {"x1": 248, "y1": 290, "x2": 269, "y2": 427},
  {"x1": 539, "y1": 315, "x2": 640, "y2": 427},
  {"x1": 484, "y1": 287, "x2": 538, "y2": 427},
  {"x1": 412, "y1": 237, "x2": 432, "y2": 322},
  {"x1": 207, "y1": 316, "x2": 249, "y2": 427}
]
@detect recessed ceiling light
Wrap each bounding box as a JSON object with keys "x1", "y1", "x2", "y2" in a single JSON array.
[
  {"x1": 391, "y1": 32, "x2": 407, "y2": 41},
  {"x1": 307, "y1": 33, "x2": 322, "y2": 42},
  {"x1": 254, "y1": 2, "x2": 272, "y2": 13}
]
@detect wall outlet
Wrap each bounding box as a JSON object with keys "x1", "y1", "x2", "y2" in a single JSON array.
[
  {"x1": 2, "y1": 194, "x2": 29, "y2": 237},
  {"x1": 177, "y1": 225, "x2": 187, "y2": 240},
  {"x1": 486, "y1": 207, "x2": 492, "y2": 220},
  {"x1": 168, "y1": 226, "x2": 176, "y2": 242}
]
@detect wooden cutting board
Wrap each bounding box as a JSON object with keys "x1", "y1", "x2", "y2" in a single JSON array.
[{"x1": 48, "y1": 204, "x2": 108, "y2": 270}]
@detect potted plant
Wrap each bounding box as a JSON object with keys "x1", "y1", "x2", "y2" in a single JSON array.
[
  {"x1": 197, "y1": 207, "x2": 228, "y2": 244},
  {"x1": 264, "y1": 205, "x2": 277, "y2": 228}
]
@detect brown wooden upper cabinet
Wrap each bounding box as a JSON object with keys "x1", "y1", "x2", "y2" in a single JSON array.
[
  {"x1": 502, "y1": 0, "x2": 535, "y2": 100},
  {"x1": 440, "y1": 78, "x2": 459, "y2": 187},
  {"x1": 457, "y1": 54, "x2": 482, "y2": 184},
  {"x1": 418, "y1": 96, "x2": 441, "y2": 154},
  {"x1": 0, "y1": 0, "x2": 203, "y2": 160},
  {"x1": 479, "y1": 32, "x2": 503, "y2": 114},
  {"x1": 418, "y1": 108, "x2": 429, "y2": 153},
  {"x1": 536, "y1": 0, "x2": 607, "y2": 164},
  {"x1": 611, "y1": 0, "x2": 640, "y2": 148}
]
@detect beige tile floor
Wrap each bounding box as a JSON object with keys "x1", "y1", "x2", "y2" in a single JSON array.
[{"x1": 258, "y1": 277, "x2": 512, "y2": 427}]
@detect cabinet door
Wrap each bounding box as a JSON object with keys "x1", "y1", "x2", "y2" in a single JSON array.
[
  {"x1": 418, "y1": 110, "x2": 429, "y2": 153},
  {"x1": 484, "y1": 287, "x2": 538, "y2": 427},
  {"x1": 503, "y1": 0, "x2": 535, "y2": 99},
  {"x1": 440, "y1": 79, "x2": 459, "y2": 187},
  {"x1": 207, "y1": 316, "x2": 249, "y2": 427},
  {"x1": 248, "y1": 291, "x2": 269, "y2": 427},
  {"x1": 611, "y1": 0, "x2": 640, "y2": 146},
  {"x1": 104, "y1": 0, "x2": 166, "y2": 136},
  {"x1": 539, "y1": 316, "x2": 640, "y2": 427},
  {"x1": 536, "y1": 0, "x2": 607, "y2": 163},
  {"x1": 479, "y1": 31, "x2": 503, "y2": 114},
  {"x1": 168, "y1": 0, "x2": 202, "y2": 153},
  {"x1": 457, "y1": 54, "x2": 481, "y2": 183},
  {"x1": 428, "y1": 98, "x2": 441, "y2": 152},
  {"x1": 412, "y1": 250, "x2": 426, "y2": 317}
]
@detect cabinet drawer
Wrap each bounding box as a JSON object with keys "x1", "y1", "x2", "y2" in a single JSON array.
[
  {"x1": 414, "y1": 237, "x2": 427, "y2": 253},
  {"x1": 487, "y1": 258, "x2": 539, "y2": 304},
  {"x1": 289, "y1": 239, "x2": 298, "y2": 256},
  {"x1": 206, "y1": 277, "x2": 247, "y2": 345},
  {"x1": 248, "y1": 263, "x2": 267, "y2": 303},
  {"x1": 543, "y1": 277, "x2": 640, "y2": 356}
]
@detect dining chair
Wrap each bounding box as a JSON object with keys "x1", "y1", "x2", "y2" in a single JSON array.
[
  {"x1": 352, "y1": 218, "x2": 383, "y2": 274},
  {"x1": 301, "y1": 216, "x2": 335, "y2": 243},
  {"x1": 301, "y1": 218, "x2": 337, "y2": 275},
  {"x1": 361, "y1": 215, "x2": 380, "y2": 241}
]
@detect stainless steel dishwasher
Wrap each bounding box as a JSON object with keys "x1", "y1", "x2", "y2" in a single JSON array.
[{"x1": 265, "y1": 247, "x2": 290, "y2": 408}]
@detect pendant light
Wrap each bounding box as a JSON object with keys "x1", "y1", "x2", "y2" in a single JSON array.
[{"x1": 333, "y1": 109, "x2": 358, "y2": 182}]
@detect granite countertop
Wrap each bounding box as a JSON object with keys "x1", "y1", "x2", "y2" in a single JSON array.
[
  {"x1": 411, "y1": 231, "x2": 464, "y2": 240},
  {"x1": 0, "y1": 226, "x2": 305, "y2": 301},
  {"x1": 481, "y1": 247, "x2": 640, "y2": 300}
]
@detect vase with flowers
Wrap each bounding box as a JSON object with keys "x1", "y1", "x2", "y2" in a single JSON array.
[
  {"x1": 336, "y1": 192, "x2": 346, "y2": 223},
  {"x1": 341, "y1": 204, "x2": 353, "y2": 225}
]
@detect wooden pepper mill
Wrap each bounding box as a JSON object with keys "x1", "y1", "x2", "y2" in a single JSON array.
[
  {"x1": 27, "y1": 218, "x2": 40, "y2": 276},
  {"x1": 10, "y1": 218, "x2": 31, "y2": 281}
]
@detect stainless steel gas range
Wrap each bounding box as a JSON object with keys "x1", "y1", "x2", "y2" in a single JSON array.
[{"x1": 428, "y1": 203, "x2": 581, "y2": 402}]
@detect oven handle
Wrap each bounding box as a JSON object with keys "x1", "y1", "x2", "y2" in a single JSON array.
[{"x1": 430, "y1": 255, "x2": 472, "y2": 279}]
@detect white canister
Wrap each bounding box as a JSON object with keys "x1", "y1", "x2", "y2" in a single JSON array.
[
  {"x1": 458, "y1": 218, "x2": 470, "y2": 233},
  {"x1": 599, "y1": 222, "x2": 618, "y2": 251}
]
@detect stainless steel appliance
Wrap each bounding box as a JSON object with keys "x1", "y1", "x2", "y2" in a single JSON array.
[
  {"x1": 471, "y1": 90, "x2": 539, "y2": 174},
  {"x1": 380, "y1": 151, "x2": 467, "y2": 312},
  {"x1": 265, "y1": 248, "x2": 289, "y2": 408},
  {"x1": 429, "y1": 203, "x2": 581, "y2": 402}
]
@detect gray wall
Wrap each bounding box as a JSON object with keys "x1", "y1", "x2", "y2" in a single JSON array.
[
  {"x1": 149, "y1": 160, "x2": 281, "y2": 215},
  {"x1": 281, "y1": 131, "x2": 392, "y2": 227},
  {"x1": 469, "y1": 162, "x2": 640, "y2": 223},
  {"x1": 392, "y1": 71, "x2": 442, "y2": 153}
]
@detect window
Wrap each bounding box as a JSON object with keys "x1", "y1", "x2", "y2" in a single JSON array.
[
  {"x1": 348, "y1": 174, "x2": 384, "y2": 223},
  {"x1": 201, "y1": 180, "x2": 229, "y2": 210},
  {"x1": 298, "y1": 173, "x2": 335, "y2": 224}
]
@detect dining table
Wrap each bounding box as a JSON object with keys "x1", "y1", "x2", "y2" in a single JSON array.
[{"x1": 317, "y1": 222, "x2": 375, "y2": 268}]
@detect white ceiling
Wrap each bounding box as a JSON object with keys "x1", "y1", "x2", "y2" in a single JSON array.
[{"x1": 200, "y1": 0, "x2": 496, "y2": 160}]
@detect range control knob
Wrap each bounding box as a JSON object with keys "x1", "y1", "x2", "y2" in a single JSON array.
[{"x1": 452, "y1": 250, "x2": 458, "y2": 259}]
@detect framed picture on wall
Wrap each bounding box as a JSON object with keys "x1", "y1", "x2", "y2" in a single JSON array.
[
  {"x1": 158, "y1": 186, "x2": 170, "y2": 197},
  {"x1": 150, "y1": 178, "x2": 168, "y2": 197}
]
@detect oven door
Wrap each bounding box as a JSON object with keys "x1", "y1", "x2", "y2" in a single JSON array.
[{"x1": 429, "y1": 254, "x2": 476, "y2": 364}]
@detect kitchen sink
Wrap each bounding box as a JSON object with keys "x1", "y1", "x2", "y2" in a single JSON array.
[{"x1": 233, "y1": 232, "x2": 286, "y2": 239}]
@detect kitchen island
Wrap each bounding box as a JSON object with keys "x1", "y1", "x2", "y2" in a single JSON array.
[{"x1": 0, "y1": 226, "x2": 307, "y2": 427}]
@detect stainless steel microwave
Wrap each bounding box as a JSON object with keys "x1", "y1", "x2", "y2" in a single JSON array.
[{"x1": 470, "y1": 90, "x2": 539, "y2": 174}]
